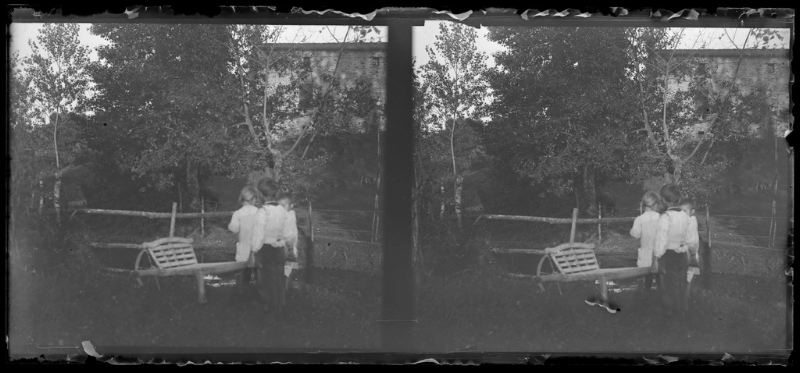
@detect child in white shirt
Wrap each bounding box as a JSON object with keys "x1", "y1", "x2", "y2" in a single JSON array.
[
  {"x1": 680, "y1": 201, "x2": 701, "y2": 273},
  {"x1": 653, "y1": 185, "x2": 700, "y2": 316},
  {"x1": 631, "y1": 191, "x2": 663, "y2": 268},
  {"x1": 228, "y1": 185, "x2": 261, "y2": 295},
  {"x1": 630, "y1": 191, "x2": 663, "y2": 297},
  {"x1": 277, "y1": 193, "x2": 300, "y2": 290},
  {"x1": 251, "y1": 178, "x2": 293, "y2": 312},
  {"x1": 229, "y1": 186, "x2": 260, "y2": 263}
]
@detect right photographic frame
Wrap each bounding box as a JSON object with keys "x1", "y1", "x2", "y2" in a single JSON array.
[{"x1": 410, "y1": 13, "x2": 793, "y2": 356}]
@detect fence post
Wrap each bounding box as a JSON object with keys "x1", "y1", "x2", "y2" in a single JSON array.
[
  {"x1": 169, "y1": 202, "x2": 177, "y2": 237},
  {"x1": 200, "y1": 197, "x2": 205, "y2": 238},
  {"x1": 597, "y1": 203, "x2": 602, "y2": 243},
  {"x1": 569, "y1": 208, "x2": 578, "y2": 243}
]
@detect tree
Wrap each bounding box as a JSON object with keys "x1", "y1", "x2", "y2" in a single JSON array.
[
  {"x1": 21, "y1": 24, "x2": 92, "y2": 223},
  {"x1": 486, "y1": 26, "x2": 638, "y2": 215},
  {"x1": 628, "y1": 27, "x2": 787, "y2": 198},
  {"x1": 9, "y1": 53, "x2": 42, "y2": 215},
  {"x1": 418, "y1": 22, "x2": 490, "y2": 228},
  {"x1": 90, "y1": 24, "x2": 241, "y2": 210},
  {"x1": 227, "y1": 25, "x2": 383, "y2": 196}
]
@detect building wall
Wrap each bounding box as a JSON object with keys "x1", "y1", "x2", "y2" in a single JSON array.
[
  {"x1": 263, "y1": 43, "x2": 387, "y2": 134},
  {"x1": 266, "y1": 43, "x2": 386, "y2": 101},
  {"x1": 668, "y1": 49, "x2": 791, "y2": 136}
]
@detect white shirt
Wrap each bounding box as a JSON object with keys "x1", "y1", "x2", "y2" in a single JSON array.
[
  {"x1": 251, "y1": 204, "x2": 293, "y2": 251},
  {"x1": 228, "y1": 204, "x2": 259, "y2": 262},
  {"x1": 630, "y1": 210, "x2": 660, "y2": 267},
  {"x1": 654, "y1": 209, "x2": 700, "y2": 258},
  {"x1": 285, "y1": 210, "x2": 299, "y2": 258}
]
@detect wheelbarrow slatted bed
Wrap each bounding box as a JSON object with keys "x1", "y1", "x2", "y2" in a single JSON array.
[
  {"x1": 495, "y1": 242, "x2": 655, "y2": 300},
  {"x1": 486, "y1": 208, "x2": 656, "y2": 302},
  {"x1": 135, "y1": 236, "x2": 252, "y2": 303},
  {"x1": 540, "y1": 242, "x2": 652, "y2": 282},
  {"x1": 538, "y1": 266, "x2": 654, "y2": 283}
]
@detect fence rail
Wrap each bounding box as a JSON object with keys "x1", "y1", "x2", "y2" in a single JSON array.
[
  {"x1": 77, "y1": 208, "x2": 233, "y2": 219},
  {"x1": 711, "y1": 240, "x2": 787, "y2": 252},
  {"x1": 476, "y1": 214, "x2": 635, "y2": 225}
]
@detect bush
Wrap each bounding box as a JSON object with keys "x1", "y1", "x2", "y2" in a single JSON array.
[{"x1": 419, "y1": 218, "x2": 488, "y2": 275}]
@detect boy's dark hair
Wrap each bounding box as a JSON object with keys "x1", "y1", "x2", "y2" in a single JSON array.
[
  {"x1": 239, "y1": 185, "x2": 260, "y2": 205},
  {"x1": 659, "y1": 184, "x2": 682, "y2": 207},
  {"x1": 257, "y1": 178, "x2": 278, "y2": 201}
]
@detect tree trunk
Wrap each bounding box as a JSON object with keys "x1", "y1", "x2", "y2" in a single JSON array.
[
  {"x1": 449, "y1": 117, "x2": 459, "y2": 227},
  {"x1": 439, "y1": 182, "x2": 446, "y2": 220},
  {"x1": 583, "y1": 165, "x2": 597, "y2": 216},
  {"x1": 53, "y1": 177, "x2": 62, "y2": 224},
  {"x1": 672, "y1": 160, "x2": 683, "y2": 184},
  {"x1": 454, "y1": 174, "x2": 463, "y2": 229},
  {"x1": 573, "y1": 175, "x2": 581, "y2": 212},
  {"x1": 186, "y1": 159, "x2": 200, "y2": 211},
  {"x1": 177, "y1": 181, "x2": 183, "y2": 212},
  {"x1": 38, "y1": 180, "x2": 44, "y2": 215},
  {"x1": 53, "y1": 110, "x2": 62, "y2": 225}
]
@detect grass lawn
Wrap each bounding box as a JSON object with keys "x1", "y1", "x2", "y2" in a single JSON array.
[{"x1": 9, "y1": 232, "x2": 789, "y2": 361}]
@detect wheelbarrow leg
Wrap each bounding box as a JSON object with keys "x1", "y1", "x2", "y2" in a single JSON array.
[
  {"x1": 599, "y1": 277, "x2": 609, "y2": 304},
  {"x1": 195, "y1": 272, "x2": 207, "y2": 304}
]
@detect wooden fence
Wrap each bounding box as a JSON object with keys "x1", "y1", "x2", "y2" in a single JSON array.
[{"x1": 76, "y1": 202, "x2": 789, "y2": 279}]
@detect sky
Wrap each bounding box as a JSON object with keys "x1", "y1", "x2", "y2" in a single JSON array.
[
  {"x1": 9, "y1": 24, "x2": 387, "y2": 61},
  {"x1": 11, "y1": 21, "x2": 790, "y2": 66},
  {"x1": 412, "y1": 22, "x2": 791, "y2": 68}
]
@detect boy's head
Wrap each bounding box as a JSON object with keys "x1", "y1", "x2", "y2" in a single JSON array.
[
  {"x1": 659, "y1": 184, "x2": 682, "y2": 208},
  {"x1": 256, "y1": 178, "x2": 278, "y2": 201},
  {"x1": 239, "y1": 185, "x2": 259, "y2": 205},
  {"x1": 680, "y1": 201, "x2": 695, "y2": 216},
  {"x1": 642, "y1": 191, "x2": 662, "y2": 211},
  {"x1": 276, "y1": 191, "x2": 293, "y2": 210}
]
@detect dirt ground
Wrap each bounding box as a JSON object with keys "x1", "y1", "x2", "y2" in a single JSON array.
[
  {"x1": 8, "y1": 189, "x2": 791, "y2": 363},
  {"x1": 9, "y1": 233, "x2": 789, "y2": 362},
  {"x1": 415, "y1": 265, "x2": 789, "y2": 355}
]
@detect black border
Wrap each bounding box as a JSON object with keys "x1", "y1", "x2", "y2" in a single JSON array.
[{"x1": 5, "y1": 3, "x2": 796, "y2": 367}]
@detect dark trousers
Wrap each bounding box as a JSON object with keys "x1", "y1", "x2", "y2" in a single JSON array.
[
  {"x1": 641, "y1": 273, "x2": 656, "y2": 293},
  {"x1": 237, "y1": 267, "x2": 253, "y2": 295},
  {"x1": 255, "y1": 244, "x2": 286, "y2": 311},
  {"x1": 659, "y1": 250, "x2": 689, "y2": 313}
]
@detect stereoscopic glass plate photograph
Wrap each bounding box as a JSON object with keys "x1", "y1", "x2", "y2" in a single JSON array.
[{"x1": 6, "y1": 6, "x2": 794, "y2": 366}]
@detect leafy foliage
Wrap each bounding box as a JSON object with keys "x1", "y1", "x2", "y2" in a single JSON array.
[
  {"x1": 486, "y1": 27, "x2": 638, "y2": 212},
  {"x1": 12, "y1": 24, "x2": 93, "y2": 217},
  {"x1": 89, "y1": 24, "x2": 243, "y2": 207}
]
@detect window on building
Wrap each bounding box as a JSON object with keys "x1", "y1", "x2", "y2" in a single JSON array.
[
  {"x1": 767, "y1": 63, "x2": 776, "y2": 74},
  {"x1": 371, "y1": 56, "x2": 381, "y2": 69},
  {"x1": 302, "y1": 56, "x2": 312, "y2": 71}
]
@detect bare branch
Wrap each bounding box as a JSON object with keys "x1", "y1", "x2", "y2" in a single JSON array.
[
  {"x1": 295, "y1": 26, "x2": 352, "y2": 160},
  {"x1": 700, "y1": 136, "x2": 715, "y2": 165},
  {"x1": 284, "y1": 120, "x2": 310, "y2": 157},
  {"x1": 683, "y1": 137, "x2": 705, "y2": 163},
  {"x1": 637, "y1": 80, "x2": 661, "y2": 151},
  {"x1": 324, "y1": 26, "x2": 340, "y2": 43},
  {"x1": 723, "y1": 28, "x2": 740, "y2": 50},
  {"x1": 661, "y1": 58, "x2": 673, "y2": 159}
]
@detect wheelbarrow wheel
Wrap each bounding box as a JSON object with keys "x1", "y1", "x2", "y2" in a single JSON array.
[
  {"x1": 536, "y1": 255, "x2": 563, "y2": 295},
  {"x1": 134, "y1": 248, "x2": 161, "y2": 291}
]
